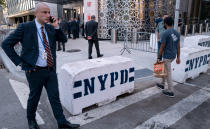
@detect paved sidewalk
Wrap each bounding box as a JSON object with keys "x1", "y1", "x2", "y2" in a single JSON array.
[
  {"x1": 0, "y1": 69, "x2": 28, "y2": 129},
  {"x1": 56, "y1": 38, "x2": 156, "y2": 74},
  {"x1": 1, "y1": 33, "x2": 210, "y2": 129},
  {"x1": 2, "y1": 32, "x2": 210, "y2": 82}
]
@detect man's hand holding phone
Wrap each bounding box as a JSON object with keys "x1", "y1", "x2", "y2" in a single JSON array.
[{"x1": 49, "y1": 16, "x2": 59, "y2": 29}]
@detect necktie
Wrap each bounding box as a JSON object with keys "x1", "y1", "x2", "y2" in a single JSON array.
[{"x1": 41, "y1": 26, "x2": 53, "y2": 67}]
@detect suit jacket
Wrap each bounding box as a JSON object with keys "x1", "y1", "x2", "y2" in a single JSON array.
[
  {"x1": 70, "y1": 20, "x2": 77, "y2": 31},
  {"x1": 59, "y1": 20, "x2": 69, "y2": 35},
  {"x1": 85, "y1": 20, "x2": 98, "y2": 40},
  {"x1": 1, "y1": 20, "x2": 67, "y2": 71}
]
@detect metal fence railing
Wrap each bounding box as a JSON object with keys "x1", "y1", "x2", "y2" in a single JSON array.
[
  {"x1": 0, "y1": 29, "x2": 15, "y2": 45},
  {"x1": 129, "y1": 32, "x2": 157, "y2": 53},
  {"x1": 180, "y1": 23, "x2": 209, "y2": 36},
  {"x1": 0, "y1": 30, "x2": 7, "y2": 44},
  {"x1": 120, "y1": 22, "x2": 210, "y2": 54},
  {"x1": 121, "y1": 30, "x2": 158, "y2": 54},
  {"x1": 0, "y1": 29, "x2": 22, "y2": 56}
]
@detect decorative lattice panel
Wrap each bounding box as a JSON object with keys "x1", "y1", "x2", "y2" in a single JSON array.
[{"x1": 98, "y1": 0, "x2": 175, "y2": 40}]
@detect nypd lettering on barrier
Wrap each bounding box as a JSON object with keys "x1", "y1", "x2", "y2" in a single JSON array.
[
  {"x1": 185, "y1": 54, "x2": 210, "y2": 72},
  {"x1": 73, "y1": 67, "x2": 135, "y2": 99},
  {"x1": 198, "y1": 41, "x2": 210, "y2": 47}
]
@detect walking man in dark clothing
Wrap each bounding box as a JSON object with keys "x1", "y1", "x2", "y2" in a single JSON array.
[
  {"x1": 156, "y1": 17, "x2": 181, "y2": 98},
  {"x1": 68, "y1": 18, "x2": 72, "y2": 39},
  {"x1": 85, "y1": 15, "x2": 103, "y2": 59},
  {"x1": 76, "y1": 18, "x2": 80, "y2": 38},
  {"x1": 1, "y1": 3, "x2": 80, "y2": 129},
  {"x1": 58, "y1": 18, "x2": 68, "y2": 51}
]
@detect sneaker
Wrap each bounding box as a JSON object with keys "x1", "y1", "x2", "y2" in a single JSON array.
[
  {"x1": 156, "y1": 83, "x2": 164, "y2": 90},
  {"x1": 162, "y1": 90, "x2": 175, "y2": 98}
]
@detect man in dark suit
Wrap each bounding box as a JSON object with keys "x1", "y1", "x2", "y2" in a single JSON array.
[
  {"x1": 1, "y1": 3, "x2": 80, "y2": 129},
  {"x1": 70, "y1": 18, "x2": 77, "y2": 39},
  {"x1": 85, "y1": 15, "x2": 103, "y2": 59},
  {"x1": 68, "y1": 18, "x2": 72, "y2": 39},
  {"x1": 76, "y1": 18, "x2": 80, "y2": 38},
  {"x1": 58, "y1": 17, "x2": 68, "y2": 51}
]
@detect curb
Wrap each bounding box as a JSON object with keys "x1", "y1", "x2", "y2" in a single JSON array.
[{"x1": 134, "y1": 75, "x2": 161, "y2": 92}]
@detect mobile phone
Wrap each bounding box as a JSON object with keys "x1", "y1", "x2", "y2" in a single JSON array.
[{"x1": 49, "y1": 16, "x2": 54, "y2": 23}]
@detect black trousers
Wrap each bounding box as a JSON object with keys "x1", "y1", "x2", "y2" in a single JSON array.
[
  {"x1": 76, "y1": 29, "x2": 80, "y2": 38},
  {"x1": 88, "y1": 39, "x2": 100, "y2": 57},
  {"x1": 25, "y1": 69, "x2": 67, "y2": 125},
  {"x1": 57, "y1": 42, "x2": 65, "y2": 51},
  {"x1": 57, "y1": 35, "x2": 66, "y2": 51},
  {"x1": 72, "y1": 30, "x2": 77, "y2": 39}
]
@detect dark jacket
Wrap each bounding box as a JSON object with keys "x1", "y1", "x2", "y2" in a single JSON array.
[
  {"x1": 67, "y1": 21, "x2": 71, "y2": 32},
  {"x1": 1, "y1": 20, "x2": 67, "y2": 71},
  {"x1": 70, "y1": 20, "x2": 77, "y2": 31},
  {"x1": 85, "y1": 20, "x2": 98, "y2": 40},
  {"x1": 59, "y1": 20, "x2": 69, "y2": 35}
]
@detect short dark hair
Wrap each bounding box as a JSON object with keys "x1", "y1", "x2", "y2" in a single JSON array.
[
  {"x1": 91, "y1": 15, "x2": 96, "y2": 20},
  {"x1": 164, "y1": 17, "x2": 174, "y2": 26}
]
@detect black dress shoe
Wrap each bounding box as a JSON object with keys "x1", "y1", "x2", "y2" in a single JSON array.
[
  {"x1": 58, "y1": 121, "x2": 80, "y2": 129},
  {"x1": 28, "y1": 120, "x2": 40, "y2": 129},
  {"x1": 97, "y1": 54, "x2": 103, "y2": 58},
  {"x1": 88, "y1": 56, "x2": 93, "y2": 59}
]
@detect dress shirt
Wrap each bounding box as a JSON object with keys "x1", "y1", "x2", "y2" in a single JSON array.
[{"x1": 35, "y1": 19, "x2": 50, "y2": 67}]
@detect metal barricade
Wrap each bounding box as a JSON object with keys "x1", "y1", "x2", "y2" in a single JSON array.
[
  {"x1": 126, "y1": 31, "x2": 157, "y2": 53},
  {"x1": 0, "y1": 29, "x2": 14, "y2": 45},
  {"x1": 0, "y1": 30, "x2": 6, "y2": 45}
]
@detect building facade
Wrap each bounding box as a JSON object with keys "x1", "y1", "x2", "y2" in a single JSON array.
[
  {"x1": 5, "y1": 0, "x2": 59, "y2": 26},
  {"x1": 81, "y1": 0, "x2": 210, "y2": 39},
  {"x1": 4, "y1": 0, "x2": 210, "y2": 39},
  {"x1": 84, "y1": 0, "x2": 176, "y2": 39}
]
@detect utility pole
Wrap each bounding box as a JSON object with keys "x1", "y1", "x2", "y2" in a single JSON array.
[{"x1": 174, "y1": 0, "x2": 180, "y2": 30}]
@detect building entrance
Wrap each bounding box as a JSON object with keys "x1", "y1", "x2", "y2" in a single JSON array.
[
  {"x1": 63, "y1": 8, "x2": 78, "y2": 20},
  {"x1": 63, "y1": 0, "x2": 83, "y2": 22}
]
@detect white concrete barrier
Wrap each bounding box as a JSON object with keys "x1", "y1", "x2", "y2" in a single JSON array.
[
  {"x1": 149, "y1": 33, "x2": 157, "y2": 50},
  {"x1": 58, "y1": 56, "x2": 135, "y2": 115},
  {"x1": 172, "y1": 47, "x2": 210, "y2": 83},
  {"x1": 184, "y1": 35, "x2": 210, "y2": 48}
]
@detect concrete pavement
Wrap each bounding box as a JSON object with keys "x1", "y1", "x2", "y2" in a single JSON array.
[
  {"x1": 0, "y1": 37, "x2": 160, "y2": 129},
  {"x1": 2, "y1": 68, "x2": 210, "y2": 129},
  {"x1": 1, "y1": 33, "x2": 210, "y2": 129},
  {"x1": 56, "y1": 38, "x2": 156, "y2": 71},
  {"x1": 0, "y1": 69, "x2": 28, "y2": 129}
]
